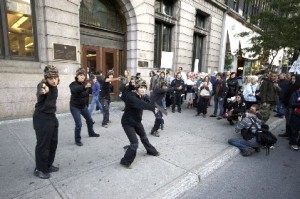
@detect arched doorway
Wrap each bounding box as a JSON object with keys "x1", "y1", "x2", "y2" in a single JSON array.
[{"x1": 79, "y1": 0, "x2": 127, "y2": 95}]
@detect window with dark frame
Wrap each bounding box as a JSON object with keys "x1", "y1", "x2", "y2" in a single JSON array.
[
  {"x1": 192, "y1": 34, "x2": 204, "y2": 72},
  {"x1": 0, "y1": 0, "x2": 36, "y2": 59},
  {"x1": 154, "y1": 22, "x2": 172, "y2": 68},
  {"x1": 80, "y1": 0, "x2": 125, "y2": 33},
  {"x1": 195, "y1": 12, "x2": 206, "y2": 29},
  {"x1": 155, "y1": 0, "x2": 173, "y2": 16}
]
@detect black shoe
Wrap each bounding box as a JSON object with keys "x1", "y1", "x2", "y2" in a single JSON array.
[
  {"x1": 229, "y1": 120, "x2": 234, "y2": 125},
  {"x1": 147, "y1": 151, "x2": 160, "y2": 156},
  {"x1": 210, "y1": 114, "x2": 217, "y2": 117},
  {"x1": 253, "y1": 147, "x2": 261, "y2": 152},
  {"x1": 34, "y1": 169, "x2": 50, "y2": 179},
  {"x1": 92, "y1": 121, "x2": 95, "y2": 125},
  {"x1": 172, "y1": 110, "x2": 175, "y2": 113},
  {"x1": 75, "y1": 141, "x2": 83, "y2": 146},
  {"x1": 89, "y1": 133, "x2": 100, "y2": 137},
  {"x1": 278, "y1": 133, "x2": 288, "y2": 137},
  {"x1": 48, "y1": 165, "x2": 59, "y2": 172},
  {"x1": 160, "y1": 124, "x2": 164, "y2": 130},
  {"x1": 178, "y1": 110, "x2": 181, "y2": 113}
]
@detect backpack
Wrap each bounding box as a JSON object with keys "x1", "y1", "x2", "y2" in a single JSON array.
[
  {"x1": 256, "y1": 128, "x2": 277, "y2": 155},
  {"x1": 241, "y1": 117, "x2": 257, "y2": 141}
]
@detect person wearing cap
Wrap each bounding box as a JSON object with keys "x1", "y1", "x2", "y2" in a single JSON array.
[
  {"x1": 150, "y1": 80, "x2": 181, "y2": 137},
  {"x1": 69, "y1": 68, "x2": 100, "y2": 147},
  {"x1": 99, "y1": 70, "x2": 120, "y2": 128},
  {"x1": 120, "y1": 80, "x2": 160, "y2": 168},
  {"x1": 33, "y1": 65, "x2": 60, "y2": 179}
]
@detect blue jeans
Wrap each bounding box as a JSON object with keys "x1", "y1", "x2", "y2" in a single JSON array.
[
  {"x1": 100, "y1": 98, "x2": 110, "y2": 125},
  {"x1": 89, "y1": 95, "x2": 103, "y2": 113},
  {"x1": 228, "y1": 137, "x2": 258, "y2": 152},
  {"x1": 276, "y1": 100, "x2": 284, "y2": 116},
  {"x1": 213, "y1": 96, "x2": 224, "y2": 116},
  {"x1": 162, "y1": 96, "x2": 166, "y2": 110},
  {"x1": 70, "y1": 105, "x2": 95, "y2": 142}
]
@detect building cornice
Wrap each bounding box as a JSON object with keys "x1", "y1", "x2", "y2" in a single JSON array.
[{"x1": 204, "y1": 0, "x2": 227, "y2": 11}]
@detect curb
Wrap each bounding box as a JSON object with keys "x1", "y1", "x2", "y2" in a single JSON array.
[{"x1": 150, "y1": 118, "x2": 285, "y2": 199}]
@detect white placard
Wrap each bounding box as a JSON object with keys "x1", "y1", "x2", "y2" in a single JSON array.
[
  {"x1": 194, "y1": 59, "x2": 199, "y2": 73},
  {"x1": 289, "y1": 56, "x2": 300, "y2": 74},
  {"x1": 161, "y1": 51, "x2": 173, "y2": 69}
]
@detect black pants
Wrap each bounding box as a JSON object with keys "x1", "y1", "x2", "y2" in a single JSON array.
[
  {"x1": 197, "y1": 96, "x2": 209, "y2": 114},
  {"x1": 152, "y1": 111, "x2": 163, "y2": 132},
  {"x1": 172, "y1": 93, "x2": 182, "y2": 111},
  {"x1": 33, "y1": 111, "x2": 58, "y2": 172},
  {"x1": 121, "y1": 123, "x2": 158, "y2": 166}
]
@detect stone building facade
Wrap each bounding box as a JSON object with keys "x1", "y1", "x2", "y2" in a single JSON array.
[{"x1": 0, "y1": 0, "x2": 229, "y2": 120}]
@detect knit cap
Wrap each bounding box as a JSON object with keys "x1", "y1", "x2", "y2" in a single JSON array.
[
  {"x1": 44, "y1": 65, "x2": 59, "y2": 79},
  {"x1": 76, "y1": 68, "x2": 86, "y2": 76}
]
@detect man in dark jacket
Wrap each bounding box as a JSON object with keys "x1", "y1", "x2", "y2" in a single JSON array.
[
  {"x1": 120, "y1": 80, "x2": 160, "y2": 168},
  {"x1": 288, "y1": 87, "x2": 300, "y2": 151},
  {"x1": 259, "y1": 71, "x2": 280, "y2": 123},
  {"x1": 99, "y1": 70, "x2": 120, "y2": 128},
  {"x1": 210, "y1": 72, "x2": 227, "y2": 119},
  {"x1": 150, "y1": 81, "x2": 180, "y2": 137},
  {"x1": 170, "y1": 72, "x2": 185, "y2": 113}
]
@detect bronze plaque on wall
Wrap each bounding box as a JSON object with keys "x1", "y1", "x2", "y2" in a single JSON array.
[
  {"x1": 53, "y1": 43, "x2": 77, "y2": 61},
  {"x1": 138, "y1": 61, "x2": 148, "y2": 67}
]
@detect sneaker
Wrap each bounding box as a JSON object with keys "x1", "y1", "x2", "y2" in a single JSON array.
[
  {"x1": 253, "y1": 147, "x2": 261, "y2": 152},
  {"x1": 210, "y1": 114, "x2": 217, "y2": 117},
  {"x1": 34, "y1": 169, "x2": 50, "y2": 179},
  {"x1": 75, "y1": 141, "x2": 83, "y2": 146},
  {"x1": 241, "y1": 148, "x2": 255, "y2": 156},
  {"x1": 290, "y1": 145, "x2": 299, "y2": 151},
  {"x1": 89, "y1": 133, "x2": 100, "y2": 137},
  {"x1": 102, "y1": 124, "x2": 108, "y2": 128},
  {"x1": 278, "y1": 133, "x2": 288, "y2": 137},
  {"x1": 152, "y1": 131, "x2": 160, "y2": 137},
  {"x1": 48, "y1": 165, "x2": 59, "y2": 172}
]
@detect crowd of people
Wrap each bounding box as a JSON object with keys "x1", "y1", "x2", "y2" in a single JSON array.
[{"x1": 32, "y1": 65, "x2": 300, "y2": 179}]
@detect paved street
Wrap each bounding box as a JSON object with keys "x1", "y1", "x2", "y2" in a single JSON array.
[
  {"x1": 0, "y1": 102, "x2": 283, "y2": 199},
  {"x1": 182, "y1": 122, "x2": 300, "y2": 199}
]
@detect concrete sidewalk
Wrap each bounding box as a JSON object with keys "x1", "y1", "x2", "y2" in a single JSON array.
[{"x1": 0, "y1": 102, "x2": 284, "y2": 199}]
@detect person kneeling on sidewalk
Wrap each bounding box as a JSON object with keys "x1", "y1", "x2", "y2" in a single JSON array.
[{"x1": 228, "y1": 109, "x2": 262, "y2": 156}]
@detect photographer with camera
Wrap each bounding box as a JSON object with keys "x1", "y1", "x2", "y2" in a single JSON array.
[{"x1": 228, "y1": 109, "x2": 262, "y2": 156}]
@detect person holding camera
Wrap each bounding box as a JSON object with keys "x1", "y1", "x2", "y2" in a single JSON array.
[
  {"x1": 228, "y1": 109, "x2": 262, "y2": 156},
  {"x1": 69, "y1": 68, "x2": 100, "y2": 147},
  {"x1": 225, "y1": 94, "x2": 246, "y2": 125}
]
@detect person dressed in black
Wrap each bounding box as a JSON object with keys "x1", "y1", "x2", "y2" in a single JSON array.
[
  {"x1": 170, "y1": 72, "x2": 185, "y2": 113},
  {"x1": 150, "y1": 81, "x2": 181, "y2": 137},
  {"x1": 225, "y1": 94, "x2": 246, "y2": 125},
  {"x1": 120, "y1": 80, "x2": 160, "y2": 168},
  {"x1": 69, "y1": 68, "x2": 99, "y2": 147},
  {"x1": 99, "y1": 70, "x2": 120, "y2": 128},
  {"x1": 33, "y1": 65, "x2": 60, "y2": 179}
]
